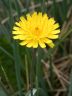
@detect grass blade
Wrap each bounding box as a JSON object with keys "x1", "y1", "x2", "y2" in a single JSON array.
[
  {"x1": 0, "y1": 80, "x2": 9, "y2": 96},
  {"x1": 0, "y1": 46, "x2": 13, "y2": 60},
  {"x1": 12, "y1": 42, "x2": 23, "y2": 96},
  {"x1": 68, "y1": 69, "x2": 72, "y2": 96}
]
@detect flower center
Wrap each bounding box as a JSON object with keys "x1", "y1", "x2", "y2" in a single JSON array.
[{"x1": 34, "y1": 27, "x2": 40, "y2": 37}]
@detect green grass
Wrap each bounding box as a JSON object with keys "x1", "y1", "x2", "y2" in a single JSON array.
[{"x1": 0, "y1": 0, "x2": 72, "y2": 96}]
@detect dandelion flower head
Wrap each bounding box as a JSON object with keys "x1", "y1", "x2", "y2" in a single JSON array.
[{"x1": 12, "y1": 12, "x2": 60, "y2": 48}]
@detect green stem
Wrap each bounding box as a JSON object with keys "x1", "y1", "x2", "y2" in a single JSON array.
[
  {"x1": 25, "y1": 55, "x2": 29, "y2": 91},
  {"x1": 35, "y1": 48, "x2": 39, "y2": 96},
  {"x1": 30, "y1": 49, "x2": 35, "y2": 96}
]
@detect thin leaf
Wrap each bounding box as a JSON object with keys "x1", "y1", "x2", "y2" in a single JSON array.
[
  {"x1": 68, "y1": 69, "x2": 72, "y2": 96},
  {"x1": 0, "y1": 46, "x2": 13, "y2": 60},
  {"x1": 0, "y1": 80, "x2": 9, "y2": 96},
  {"x1": 25, "y1": 88, "x2": 37, "y2": 96},
  {"x1": 12, "y1": 42, "x2": 23, "y2": 96}
]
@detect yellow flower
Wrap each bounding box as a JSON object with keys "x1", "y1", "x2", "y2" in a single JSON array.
[{"x1": 12, "y1": 12, "x2": 60, "y2": 48}]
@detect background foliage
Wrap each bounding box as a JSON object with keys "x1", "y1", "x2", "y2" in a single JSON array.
[{"x1": 0, "y1": 0, "x2": 72, "y2": 96}]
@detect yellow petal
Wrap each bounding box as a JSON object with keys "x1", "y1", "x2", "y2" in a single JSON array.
[
  {"x1": 48, "y1": 35, "x2": 59, "y2": 39},
  {"x1": 43, "y1": 14, "x2": 48, "y2": 20},
  {"x1": 48, "y1": 18, "x2": 55, "y2": 25},
  {"x1": 33, "y1": 41, "x2": 38, "y2": 48},
  {"x1": 39, "y1": 40, "x2": 46, "y2": 48},
  {"x1": 13, "y1": 28, "x2": 26, "y2": 35},
  {"x1": 20, "y1": 16, "x2": 26, "y2": 23},
  {"x1": 13, "y1": 35, "x2": 19, "y2": 39},
  {"x1": 12, "y1": 31, "x2": 22, "y2": 35},
  {"x1": 31, "y1": 12, "x2": 37, "y2": 26},
  {"x1": 13, "y1": 27, "x2": 19, "y2": 31},
  {"x1": 26, "y1": 13, "x2": 31, "y2": 20},
  {"x1": 20, "y1": 40, "x2": 29, "y2": 46},
  {"x1": 43, "y1": 38, "x2": 52, "y2": 43},
  {"x1": 26, "y1": 41, "x2": 38, "y2": 48},
  {"x1": 53, "y1": 23, "x2": 59, "y2": 30},
  {"x1": 51, "y1": 30, "x2": 60, "y2": 34},
  {"x1": 13, "y1": 35, "x2": 27, "y2": 40},
  {"x1": 48, "y1": 42, "x2": 55, "y2": 48},
  {"x1": 32, "y1": 12, "x2": 37, "y2": 18},
  {"x1": 26, "y1": 40, "x2": 33, "y2": 47},
  {"x1": 38, "y1": 12, "x2": 42, "y2": 19},
  {"x1": 15, "y1": 22, "x2": 20, "y2": 26}
]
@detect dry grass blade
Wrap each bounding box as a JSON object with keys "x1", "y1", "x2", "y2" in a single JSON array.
[{"x1": 41, "y1": 54, "x2": 72, "y2": 95}]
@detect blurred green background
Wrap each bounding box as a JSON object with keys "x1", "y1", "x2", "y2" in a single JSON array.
[{"x1": 0, "y1": 0, "x2": 72, "y2": 96}]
